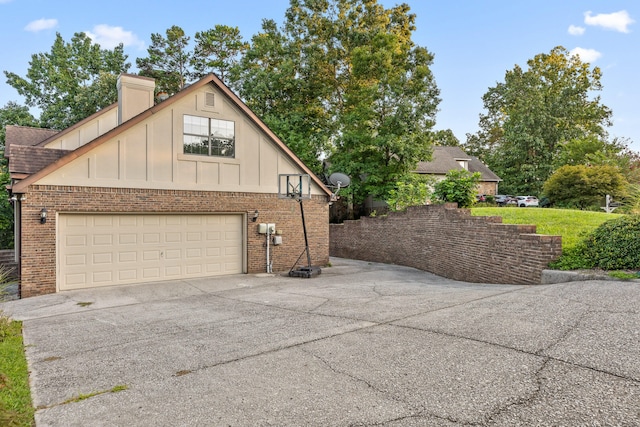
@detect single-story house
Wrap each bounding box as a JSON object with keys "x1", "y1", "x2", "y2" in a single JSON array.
[
  {"x1": 6, "y1": 73, "x2": 331, "y2": 298},
  {"x1": 415, "y1": 146, "x2": 501, "y2": 195}
]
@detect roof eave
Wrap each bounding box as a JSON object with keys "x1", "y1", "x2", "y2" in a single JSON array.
[{"x1": 13, "y1": 74, "x2": 331, "y2": 198}]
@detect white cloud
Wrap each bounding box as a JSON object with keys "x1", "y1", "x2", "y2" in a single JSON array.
[
  {"x1": 584, "y1": 10, "x2": 635, "y2": 33},
  {"x1": 568, "y1": 25, "x2": 585, "y2": 36},
  {"x1": 24, "y1": 18, "x2": 58, "y2": 32},
  {"x1": 85, "y1": 24, "x2": 145, "y2": 50},
  {"x1": 0, "y1": 0, "x2": 14, "y2": 4},
  {"x1": 570, "y1": 47, "x2": 602, "y2": 63}
]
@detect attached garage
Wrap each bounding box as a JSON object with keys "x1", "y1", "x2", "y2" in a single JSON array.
[
  {"x1": 8, "y1": 73, "x2": 332, "y2": 298},
  {"x1": 58, "y1": 214, "x2": 244, "y2": 290}
]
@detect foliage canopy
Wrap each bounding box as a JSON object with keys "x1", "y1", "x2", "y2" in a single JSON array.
[
  {"x1": 4, "y1": 32, "x2": 130, "y2": 130},
  {"x1": 233, "y1": 0, "x2": 440, "y2": 197},
  {"x1": 543, "y1": 164, "x2": 627, "y2": 210},
  {"x1": 466, "y1": 46, "x2": 614, "y2": 196}
]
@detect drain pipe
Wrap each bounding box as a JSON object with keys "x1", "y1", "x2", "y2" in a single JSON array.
[{"x1": 266, "y1": 227, "x2": 272, "y2": 273}]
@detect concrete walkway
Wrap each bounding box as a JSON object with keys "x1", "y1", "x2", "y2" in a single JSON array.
[{"x1": 1, "y1": 257, "x2": 639, "y2": 426}]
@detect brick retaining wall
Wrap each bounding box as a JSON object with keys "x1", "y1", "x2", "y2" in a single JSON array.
[{"x1": 330, "y1": 204, "x2": 562, "y2": 285}]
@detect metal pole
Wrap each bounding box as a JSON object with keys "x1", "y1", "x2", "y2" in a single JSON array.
[{"x1": 299, "y1": 200, "x2": 312, "y2": 268}]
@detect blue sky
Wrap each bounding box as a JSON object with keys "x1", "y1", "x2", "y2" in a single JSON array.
[{"x1": 1, "y1": 0, "x2": 638, "y2": 151}]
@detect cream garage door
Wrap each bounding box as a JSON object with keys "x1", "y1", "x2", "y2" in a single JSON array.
[{"x1": 58, "y1": 214, "x2": 243, "y2": 290}]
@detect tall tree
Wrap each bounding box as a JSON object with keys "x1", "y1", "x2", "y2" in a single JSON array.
[
  {"x1": 466, "y1": 46, "x2": 612, "y2": 195},
  {"x1": 234, "y1": 17, "x2": 333, "y2": 174},
  {"x1": 191, "y1": 25, "x2": 248, "y2": 84},
  {"x1": 4, "y1": 32, "x2": 130, "y2": 130},
  {"x1": 234, "y1": 0, "x2": 440, "y2": 201},
  {"x1": 431, "y1": 129, "x2": 460, "y2": 146},
  {"x1": 136, "y1": 25, "x2": 192, "y2": 95}
]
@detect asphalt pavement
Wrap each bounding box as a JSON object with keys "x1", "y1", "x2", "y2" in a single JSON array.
[{"x1": 1, "y1": 257, "x2": 639, "y2": 426}]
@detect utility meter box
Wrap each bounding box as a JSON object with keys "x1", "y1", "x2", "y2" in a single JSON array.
[
  {"x1": 273, "y1": 235, "x2": 283, "y2": 245},
  {"x1": 258, "y1": 223, "x2": 276, "y2": 234}
]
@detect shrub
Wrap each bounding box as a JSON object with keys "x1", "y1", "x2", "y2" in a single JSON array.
[
  {"x1": 581, "y1": 215, "x2": 640, "y2": 270},
  {"x1": 432, "y1": 170, "x2": 481, "y2": 208}
]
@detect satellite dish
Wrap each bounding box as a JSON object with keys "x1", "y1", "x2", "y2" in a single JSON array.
[
  {"x1": 328, "y1": 172, "x2": 351, "y2": 202},
  {"x1": 328, "y1": 172, "x2": 351, "y2": 189}
]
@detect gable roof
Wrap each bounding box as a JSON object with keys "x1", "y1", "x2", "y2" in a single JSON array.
[
  {"x1": 11, "y1": 74, "x2": 332, "y2": 197},
  {"x1": 9, "y1": 145, "x2": 69, "y2": 177},
  {"x1": 4, "y1": 125, "x2": 60, "y2": 158},
  {"x1": 416, "y1": 146, "x2": 501, "y2": 182}
]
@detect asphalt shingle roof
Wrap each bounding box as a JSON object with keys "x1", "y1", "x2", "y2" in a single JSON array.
[
  {"x1": 416, "y1": 146, "x2": 501, "y2": 182},
  {"x1": 8, "y1": 145, "x2": 70, "y2": 175}
]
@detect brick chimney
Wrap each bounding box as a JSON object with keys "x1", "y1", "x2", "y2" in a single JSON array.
[{"x1": 117, "y1": 74, "x2": 155, "y2": 125}]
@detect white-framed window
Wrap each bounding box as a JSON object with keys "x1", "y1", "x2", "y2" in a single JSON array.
[{"x1": 183, "y1": 114, "x2": 235, "y2": 158}]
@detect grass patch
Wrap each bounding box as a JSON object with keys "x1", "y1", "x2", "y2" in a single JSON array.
[
  {"x1": 57, "y1": 384, "x2": 128, "y2": 407},
  {"x1": 608, "y1": 271, "x2": 640, "y2": 280},
  {"x1": 471, "y1": 207, "x2": 623, "y2": 250},
  {"x1": 0, "y1": 313, "x2": 35, "y2": 427}
]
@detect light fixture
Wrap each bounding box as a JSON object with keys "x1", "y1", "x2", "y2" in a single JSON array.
[
  {"x1": 40, "y1": 208, "x2": 48, "y2": 224},
  {"x1": 252, "y1": 210, "x2": 259, "y2": 222}
]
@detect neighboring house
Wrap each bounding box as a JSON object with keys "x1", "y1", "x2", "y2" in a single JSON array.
[
  {"x1": 415, "y1": 146, "x2": 501, "y2": 196},
  {"x1": 6, "y1": 74, "x2": 331, "y2": 298}
]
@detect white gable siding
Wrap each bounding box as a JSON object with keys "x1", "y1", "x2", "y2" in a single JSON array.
[
  {"x1": 43, "y1": 107, "x2": 118, "y2": 150},
  {"x1": 36, "y1": 85, "x2": 324, "y2": 195}
]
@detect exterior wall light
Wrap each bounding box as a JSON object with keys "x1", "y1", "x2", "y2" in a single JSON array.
[
  {"x1": 40, "y1": 208, "x2": 48, "y2": 224},
  {"x1": 252, "y1": 210, "x2": 259, "y2": 222}
]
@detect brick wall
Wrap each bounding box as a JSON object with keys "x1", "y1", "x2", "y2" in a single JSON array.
[
  {"x1": 19, "y1": 185, "x2": 329, "y2": 297},
  {"x1": 330, "y1": 204, "x2": 562, "y2": 285}
]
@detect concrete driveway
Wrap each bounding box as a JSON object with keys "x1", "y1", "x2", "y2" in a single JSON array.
[{"x1": 1, "y1": 258, "x2": 639, "y2": 426}]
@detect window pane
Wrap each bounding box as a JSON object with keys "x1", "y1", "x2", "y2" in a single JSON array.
[
  {"x1": 211, "y1": 119, "x2": 234, "y2": 140},
  {"x1": 184, "y1": 115, "x2": 209, "y2": 136},
  {"x1": 211, "y1": 119, "x2": 235, "y2": 157},
  {"x1": 183, "y1": 135, "x2": 209, "y2": 155},
  {"x1": 183, "y1": 115, "x2": 235, "y2": 158},
  {"x1": 211, "y1": 137, "x2": 235, "y2": 157}
]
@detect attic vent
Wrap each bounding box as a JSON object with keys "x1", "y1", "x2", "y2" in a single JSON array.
[{"x1": 205, "y1": 92, "x2": 215, "y2": 107}]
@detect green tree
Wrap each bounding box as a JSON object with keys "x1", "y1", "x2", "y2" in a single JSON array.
[
  {"x1": 386, "y1": 174, "x2": 434, "y2": 212},
  {"x1": 432, "y1": 169, "x2": 481, "y2": 208},
  {"x1": 543, "y1": 164, "x2": 627, "y2": 210},
  {"x1": 234, "y1": 16, "x2": 334, "y2": 174},
  {"x1": 4, "y1": 32, "x2": 130, "y2": 130},
  {"x1": 234, "y1": 0, "x2": 440, "y2": 196},
  {"x1": 192, "y1": 25, "x2": 248, "y2": 84},
  {"x1": 136, "y1": 25, "x2": 192, "y2": 95},
  {"x1": 432, "y1": 129, "x2": 460, "y2": 146},
  {"x1": 466, "y1": 46, "x2": 612, "y2": 196}
]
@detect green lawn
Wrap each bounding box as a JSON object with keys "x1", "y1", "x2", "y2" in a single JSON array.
[
  {"x1": 0, "y1": 314, "x2": 35, "y2": 427},
  {"x1": 471, "y1": 207, "x2": 623, "y2": 250}
]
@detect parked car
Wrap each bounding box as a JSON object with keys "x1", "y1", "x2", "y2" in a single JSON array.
[
  {"x1": 495, "y1": 195, "x2": 517, "y2": 206},
  {"x1": 494, "y1": 195, "x2": 512, "y2": 206},
  {"x1": 516, "y1": 196, "x2": 539, "y2": 207}
]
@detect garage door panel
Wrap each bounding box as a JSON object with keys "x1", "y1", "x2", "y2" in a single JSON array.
[
  {"x1": 119, "y1": 234, "x2": 137, "y2": 244},
  {"x1": 119, "y1": 270, "x2": 137, "y2": 280},
  {"x1": 66, "y1": 235, "x2": 86, "y2": 246},
  {"x1": 93, "y1": 253, "x2": 112, "y2": 264},
  {"x1": 59, "y1": 214, "x2": 243, "y2": 290}
]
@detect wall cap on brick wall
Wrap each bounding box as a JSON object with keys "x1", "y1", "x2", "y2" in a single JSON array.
[{"x1": 330, "y1": 204, "x2": 562, "y2": 285}]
